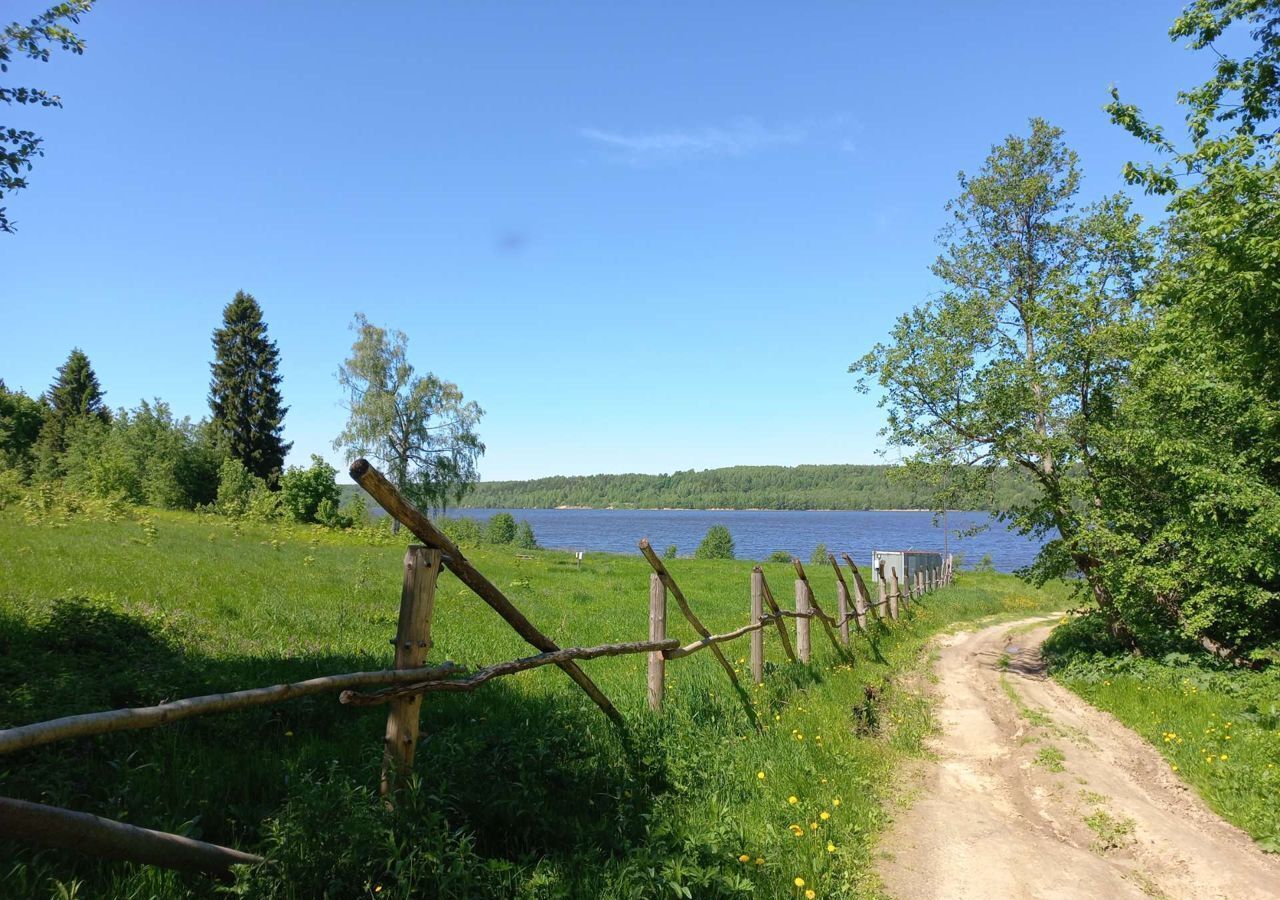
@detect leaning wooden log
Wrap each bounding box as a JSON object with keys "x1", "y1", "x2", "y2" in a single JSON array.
[
  {"x1": 0, "y1": 796, "x2": 262, "y2": 877},
  {"x1": 840, "y1": 554, "x2": 872, "y2": 631},
  {"x1": 638, "y1": 540, "x2": 759, "y2": 729},
  {"x1": 827, "y1": 554, "x2": 853, "y2": 641},
  {"x1": 0, "y1": 662, "x2": 464, "y2": 756},
  {"x1": 342, "y1": 639, "x2": 681, "y2": 706},
  {"x1": 350, "y1": 459, "x2": 624, "y2": 728},
  {"x1": 757, "y1": 570, "x2": 798, "y2": 662},
  {"x1": 664, "y1": 617, "x2": 773, "y2": 660}
]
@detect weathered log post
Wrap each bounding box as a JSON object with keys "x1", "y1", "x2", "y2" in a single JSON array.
[
  {"x1": 876, "y1": 561, "x2": 888, "y2": 620},
  {"x1": 648, "y1": 573, "x2": 666, "y2": 711},
  {"x1": 839, "y1": 570, "x2": 849, "y2": 647},
  {"x1": 795, "y1": 579, "x2": 811, "y2": 663},
  {"x1": 749, "y1": 569, "x2": 765, "y2": 684},
  {"x1": 888, "y1": 567, "x2": 902, "y2": 621},
  {"x1": 382, "y1": 545, "x2": 441, "y2": 798}
]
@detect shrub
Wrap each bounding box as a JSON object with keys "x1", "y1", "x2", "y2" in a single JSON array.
[
  {"x1": 516, "y1": 520, "x2": 537, "y2": 549},
  {"x1": 810, "y1": 543, "x2": 828, "y2": 565},
  {"x1": 694, "y1": 524, "x2": 734, "y2": 560},
  {"x1": 767, "y1": 550, "x2": 792, "y2": 564},
  {"x1": 663, "y1": 544, "x2": 678, "y2": 560},
  {"x1": 439, "y1": 515, "x2": 483, "y2": 546},
  {"x1": 280, "y1": 455, "x2": 341, "y2": 524},
  {"x1": 486, "y1": 512, "x2": 517, "y2": 545},
  {"x1": 216, "y1": 457, "x2": 259, "y2": 516}
]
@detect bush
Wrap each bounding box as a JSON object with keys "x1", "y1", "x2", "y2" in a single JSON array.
[
  {"x1": 664, "y1": 544, "x2": 678, "y2": 560},
  {"x1": 810, "y1": 543, "x2": 828, "y2": 565},
  {"x1": 486, "y1": 512, "x2": 517, "y2": 545},
  {"x1": 280, "y1": 455, "x2": 341, "y2": 524},
  {"x1": 694, "y1": 524, "x2": 734, "y2": 560},
  {"x1": 515, "y1": 520, "x2": 537, "y2": 550},
  {"x1": 767, "y1": 550, "x2": 792, "y2": 564},
  {"x1": 216, "y1": 457, "x2": 259, "y2": 516},
  {"x1": 439, "y1": 516, "x2": 483, "y2": 546},
  {"x1": 244, "y1": 482, "x2": 282, "y2": 521}
]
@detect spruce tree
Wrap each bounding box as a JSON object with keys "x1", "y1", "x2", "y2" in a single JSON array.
[
  {"x1": 208, "y1": 291, "x2": 290, "y2": 482},
  {"x1": 33, "y1": 347, "x2": 109, "y2": 477},
  {"x1": 47, "y1": 348, "x2": 108, "y2": 423}
]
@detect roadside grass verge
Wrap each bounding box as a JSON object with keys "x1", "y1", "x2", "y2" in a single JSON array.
[
  {"x1": 1044, "y1": 615, "x2": 1280, "y2": 853},
  {"x1": 0, "y1": 506, "x2": 1062, "y2": 898}
]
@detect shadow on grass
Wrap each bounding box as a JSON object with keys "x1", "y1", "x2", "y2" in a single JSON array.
[{"x1": 0, "y1": 597, "x2": 669, "y2": 889}]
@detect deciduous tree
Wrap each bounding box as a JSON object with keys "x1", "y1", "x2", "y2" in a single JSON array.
[
  {"x1": 852, "y1": 119, "x2": 1153, "y2": 640},
  {"x1": 334, "y1": 313, "x2": 484, "y2": 529}
]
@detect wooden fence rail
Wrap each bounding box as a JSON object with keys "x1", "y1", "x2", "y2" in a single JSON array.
[{"x1": 0, "y1": 458, "x2": 956, "y2": 878}]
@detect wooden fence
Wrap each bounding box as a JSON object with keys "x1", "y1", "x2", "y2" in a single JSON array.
[{"x1": 0, "y1": 458, "x2": 954, "y2": 878}]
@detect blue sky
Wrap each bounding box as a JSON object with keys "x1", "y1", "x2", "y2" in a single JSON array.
[{"x1": 1, "y1": 1, "x2": 1210, "y2": 480}]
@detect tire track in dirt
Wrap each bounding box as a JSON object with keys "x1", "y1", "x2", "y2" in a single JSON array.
[{"x1": 876, "y1": 616, "x2": 1280, "y2": 899}]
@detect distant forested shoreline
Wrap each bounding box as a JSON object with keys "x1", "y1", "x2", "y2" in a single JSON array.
[{"x1": 440, "y1": 464, "x2": 1036, "y2": 512}]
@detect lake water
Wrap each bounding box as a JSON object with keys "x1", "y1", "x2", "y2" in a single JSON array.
[{"x1": 448, "y1": 508, "x2": 1042, "y2": 573}]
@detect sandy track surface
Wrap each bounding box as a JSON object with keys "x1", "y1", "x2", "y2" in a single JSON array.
[{"x1": 877, "y1": 616, "x2": 1280, "y2": 900}]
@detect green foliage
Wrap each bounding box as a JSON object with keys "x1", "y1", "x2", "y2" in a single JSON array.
[
  {"x1": 335, "y1": 313, "x2": 484, "y2": 514},
  {"x1": 216, "y1": 456, "x2": 259, "y2": 516},
  {"x1": 851, "y1": 118, "x2": 1154, "y2": 641},
  {"x1": 694, "y1": 524, "x2": 734, "y2": 560},
  {"x1": 0, "y1": 379, "x2": 45, "y2": 476},
  {"x1": 59, "y1": 400, "x2": 218, "y2": 509},
  {"x1": 0, "y1": 1, "x2": 92, "y2": 233},
  {"x1": 484, "y1": 511, "x2": 517, "y2": 545},
  {"x1": 1084, "y1": 2, "x2": 1280, "y2": 658},
  {"x1": 515, "y1": 519, "x2": 537, "y2": 550},
  {"x1": 35, "y1": 347, "x2": 109, "y2": 477},
  {"x1": 767, "y1": 550, "x2": 792, "y2": 564},
  {"x1": 437, "y1": 515, "x2": 483, "y2": 547},
  {"x1": 664, "y1": 544, "x2": 679, "y2": 560},
  {"x1": 0, "y1": 507, "x2": 1065, "y2": 898},
  {"x1": 810, "y1": 543, "x2": 828, "y2": 566},
  {"x1": 279, "y1": 455, "x2": 340, "y2": 524},
  {"x1": 460, "y1": 463, "x2": 1038, "y2": 512},
  {"x1": 209, "y1": 291, "x2": 291, "y2": 483}
]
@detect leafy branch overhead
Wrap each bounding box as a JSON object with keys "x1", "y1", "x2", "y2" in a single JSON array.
[{"x1": 0, "y1": 1, "x2": 92, "y2": 234}]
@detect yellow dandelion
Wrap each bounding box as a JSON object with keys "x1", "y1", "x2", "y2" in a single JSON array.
[
  {"x1": 758, "y1": 771, "x2": 766, "y2": 780},
  {"x1": 810, "y1": 822, "x2": 819, "y2": 830},
  {"x1": 806, "y1": 891, "x2": 816, "y2": 900},
  {"x1": 1171, "y1": 764, "x2": 1178, "y2": 771},
  {"x1": 826, "y1": 841, "x2": 836, "y2": 853},
  {"x1": 832, "y1": 798, "x2": 841, "y2": 807},
  {"x1": 755, "y1": 857, "x2": 765, "y2": 865},
  {"x1": 1221, "y1": 754, "x2": 1229, "y2": 760},
  {"x1": 788, "y1": 795, "x2": 798, "y2": 805},
  {"x1": 794, "y1": 877, "x2": 806, "y2": 888},
  {"x1": 820, "y1": 811, "x2": 830, "y2": 821}
]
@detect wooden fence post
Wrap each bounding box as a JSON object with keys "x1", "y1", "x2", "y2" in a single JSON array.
[
  {"x1": 648, "y1": 573, "x2": 666, "y2": 711},
  {"x1": 382, "y1": 545, "x2": 441, "y2": 799},
  {"x1": 841, "y1": 554, "x2": 871, "y2": 631},
  {"x1": 750, "y1": 569, "x2": 764, "y2": 684},
  {"x1": 888, "y1": 567, "x2": 901, "y2": 621},
  {"x1": 795, "y1": 579, "x2": 811, "y2": 662},
  {"x1": 876, "y1": 562, "x2": 888, "y2": 620}
]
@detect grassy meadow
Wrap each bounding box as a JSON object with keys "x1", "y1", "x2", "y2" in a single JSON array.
[
  {"x1": 1044, "y1": 618, "x2": 1280, "y2": 853},
  {"x1": 0, "y1": 502, "x2": 1065, "y2": 898}
]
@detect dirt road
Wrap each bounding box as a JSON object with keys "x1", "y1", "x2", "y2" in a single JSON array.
[{"x1": 877, "y1": 616, "x2": 1280, "y2": 900}]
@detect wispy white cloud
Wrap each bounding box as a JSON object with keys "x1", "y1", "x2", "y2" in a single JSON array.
[{"x1": 579, "y1": 116, "x2": 845, "y2": 165}]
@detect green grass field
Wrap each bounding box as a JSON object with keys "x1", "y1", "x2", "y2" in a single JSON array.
[
  {"x1": 0, "y1": 504, "x2": 1064, "y2": 898},
  {"x1": 1044, "y1": 618, "x2": 1280, "y2": 854}
]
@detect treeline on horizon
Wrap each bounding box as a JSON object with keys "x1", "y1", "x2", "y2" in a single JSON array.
[{"x1": 454, "y1": 464, "x2": 1038, "y2": 512}]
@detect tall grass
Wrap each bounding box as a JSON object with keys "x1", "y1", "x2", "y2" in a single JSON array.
[{"x1": 0, "y1": 506, "x2": 1063, "y2": 898}]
